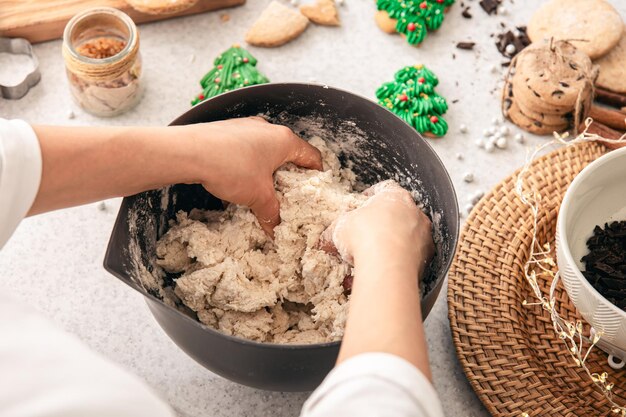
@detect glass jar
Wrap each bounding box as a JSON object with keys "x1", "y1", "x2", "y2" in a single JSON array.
[{"x1": 62, "y1": 7, "x2": 143, "y2": 117}]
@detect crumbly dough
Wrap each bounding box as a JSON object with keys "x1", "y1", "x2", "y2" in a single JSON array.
[{"x1": 156, "y1": 137, "x2": 367, "y2": 344}]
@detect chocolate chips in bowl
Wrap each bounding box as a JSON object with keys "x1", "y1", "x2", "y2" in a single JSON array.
[{"x1": 581, "y1": 221, "x2": 626, "y2": 312}]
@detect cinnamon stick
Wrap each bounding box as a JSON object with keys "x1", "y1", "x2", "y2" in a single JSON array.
[
  {"x1": 595, "y1": 87, "x2": 626, "y2": 108},
  {"x1": 579, "y1": 120, "x2": 625, "y2": 150},
  {"x1": 590, "y1": 105, "x2": 626, "y2": 131}
]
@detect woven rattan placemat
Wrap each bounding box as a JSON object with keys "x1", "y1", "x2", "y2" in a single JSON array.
[{"x1": 448, "y1": 142, "x2": 626, "y2": 417}]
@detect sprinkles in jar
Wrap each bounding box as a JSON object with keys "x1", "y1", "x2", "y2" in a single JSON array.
[{"x1": 62, "y1": 7, "x2": 143, "y2": 117}]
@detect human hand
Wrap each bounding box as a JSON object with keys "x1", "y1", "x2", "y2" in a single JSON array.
[
  {"x1": 184, "y1": 117, "x2": 323, "y2": 235},
  {"x1": 320, "y1": 180, "x2": 434, "y2": 277}
]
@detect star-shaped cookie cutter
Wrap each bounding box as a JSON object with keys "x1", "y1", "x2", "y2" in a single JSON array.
[{"x1": 0, "y1": 37, "x2": 41, "y2": 100}]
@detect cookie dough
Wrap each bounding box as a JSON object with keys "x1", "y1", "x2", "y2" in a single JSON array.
[
  {"x1": 156, "y1": 137, "x2": 367, "y2": 344},
  {"x1": 527, "y1": 0, "x2": 623, "y2": 60}
]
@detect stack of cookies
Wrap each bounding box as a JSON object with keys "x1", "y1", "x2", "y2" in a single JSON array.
[{"x1": 502, "y1": 40, "x2": 597, "y2": 135}]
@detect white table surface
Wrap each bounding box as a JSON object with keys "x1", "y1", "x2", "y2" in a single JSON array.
[{"x1": 2, "y1": 0, "x2": 624, "y2": 416}]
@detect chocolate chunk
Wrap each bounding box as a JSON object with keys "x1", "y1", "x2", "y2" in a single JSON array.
[
  {"x1": 581, "y1": 221, "x2": 626, "y2": 312},
  {"x1": 495, "y1": 26, "x2": 530, "y2": 59},
  {"x1": 552, "y1": 90, "x2": 564, "y2": 97},
  {"x1": 559, "y1": 82, "x2": 570, "y2": 88},
  {"x1": 456, "y1": 42, "x2": 475, "y2": 50},
  {"x1": 479, "y1": 0, "x2": 500, "y2": 15},
  {"x1": 462, "y1": 7, "x2": 472, "y2": 18}
]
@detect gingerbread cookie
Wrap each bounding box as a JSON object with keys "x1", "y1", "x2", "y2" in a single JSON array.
[
  {"x1": 376, "y1": 65, "x2": 449, "y2": 138},
  {"x1": 300, "y1": 0, "x2": 340, "y2": 26},
  {"x1": 125, "y1": 0, "x2": 198, "y2": 14},
  {"x1": 375, "y1": 10, "x2": 397, "y2": 33},
  {"x1": 527, "y1": 0, "x2": 623, "y2": 60},
  {"x1": 245, "y1": 1, "x2": 309, "y2": 47},
  {"x1": 375, "y1": 0, "x2": 455, "y2": 46},
  {"x1": 596, "y1": 25, "x2": 626, "y2": 94}
]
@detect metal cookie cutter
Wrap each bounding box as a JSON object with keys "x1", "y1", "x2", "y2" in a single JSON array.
[{"x1": 0, "y1": 37, "x2": 41, "y2": 100}]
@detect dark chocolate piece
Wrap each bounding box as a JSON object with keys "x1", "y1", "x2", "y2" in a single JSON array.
[
  {"x1": 495, "y1": 26, "x2": 530, "y2": 59},
  {"x1": 456, "y1": 42, "x2": 475, "y2": 50},
  {"x1": 462, "y1": 7, "x2": 472, "y2": 18},
  {"x1": 479, "y1": 0, "x2": 500, "y2": 15},
  {"x1": 581, "y1": 221, "x2": 626, "y2": 311}
]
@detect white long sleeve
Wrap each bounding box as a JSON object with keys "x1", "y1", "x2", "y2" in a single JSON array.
[
  {"x1": 0, "y1": 119, "x2": 174, "y2": 417},
  {"x1": 0, "y1": 119, "x2": 42, "y2": 249},
  {"x1": 301, "y1": 353, "x2": 445, "y2": 417}
]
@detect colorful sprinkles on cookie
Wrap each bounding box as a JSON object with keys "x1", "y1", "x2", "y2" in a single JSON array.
[
  {"x1": 191, "y1": 45, "x2": 269, "y2": 106},
  {"x1": 376, "y1": 0, "x2": 455, "y2": 46},
  {"x1": 376, "y1": 65, "x2": 449, "y2": 137}
]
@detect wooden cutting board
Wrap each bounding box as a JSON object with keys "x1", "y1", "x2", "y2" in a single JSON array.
[{"x1": 0, "y1": 0, "x2": 245, "y2": 44}]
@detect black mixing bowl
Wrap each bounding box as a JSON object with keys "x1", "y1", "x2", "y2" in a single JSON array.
[{"x1": 104, "y1": 83, "x2": 459, "y2": 392}]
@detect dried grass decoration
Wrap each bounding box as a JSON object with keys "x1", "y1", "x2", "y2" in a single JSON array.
[{"x1": 516, "y1": 119, "x2": 626, "y2": 416}]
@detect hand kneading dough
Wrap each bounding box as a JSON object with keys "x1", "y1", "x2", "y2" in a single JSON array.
[{"x1": 156, "y1": 137, "x2": 367, "y2": 344}]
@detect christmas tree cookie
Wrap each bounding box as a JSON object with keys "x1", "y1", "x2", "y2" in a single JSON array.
[
  {"x1": 375, "y1": 0, "x2": 455, "y2": 46},
  {"x1": 191, "y1": 45, "x2": 269, "y2": 106},
  {"x1": 376, "y1": 64, "x2": 449, "y2": 137}
]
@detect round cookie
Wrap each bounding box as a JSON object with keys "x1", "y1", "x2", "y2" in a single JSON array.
[
  {"x1": 504, "y1": 98, "x2": 568, "y2": 135},
  {"x1": 527, "y1": 0, "x2": 623, "y2": 60},
  {"x1": 595, "y1": 25, "x2": 626, "y2": 94},
  {"x1": 125, "y1": 0, "x2": 198, "y2": 14},
  {"x1": 516, "y1": 95, "x2": 571, "y2": 126},
  {"x1": 508, "y1": 41, "x2": 596, "y2": 116}
]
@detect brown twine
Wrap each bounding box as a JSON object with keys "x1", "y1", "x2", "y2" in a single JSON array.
[
  {"x1": 504, "y1": 39, "x2": 595, "y2": 136},
  {"x1": 62, "y1": 36, "x2": 140, "y2": 82}
]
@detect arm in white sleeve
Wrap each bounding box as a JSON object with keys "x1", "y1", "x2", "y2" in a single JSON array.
[
  {"x1": 0, "y1": 119, "x2": 174, "y2": 417},
  {"x1": 0, "y1": 119, "x2": 42, "y2": 249},
  {"x1": 301, "y1": 353, "x2": 445, "y2": 417}
]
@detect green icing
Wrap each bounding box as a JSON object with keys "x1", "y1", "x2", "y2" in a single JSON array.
[
  {"x1": 376, "y1": 65, "x2": 449, "y2": 137},
  {"x1": 376, "y1": 0, "x2": 454, "y2": 46},
  {"x1": 191, "y1": 45, "x2": 269, "y2": 106}
]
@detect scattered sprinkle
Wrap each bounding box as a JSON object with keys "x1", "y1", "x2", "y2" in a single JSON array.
[
  {"x1": 495, "y1": 137, "x2": 508, "y2": 149},
  {"x1": 505, "y1": 44, "x2": 516, "y2": 55},
  {"x1": 97, "y1": 201, "x2": 107, "y2": 211},
  {"x1": 484, "y1": 142, "x2": 495, "y2": 153},
  {"x1": 220, "y1": 13, "x2": 230, "y2": 22},
  {"x1": 463, "y1": 172, "x2": 475, "y2": 183},
  {"x1": 470, "y1": 191, "x2": 485, "y2": 205},
  {"x1": 456, "y1": 153, "x2": 464, "y2": 160},
  {"x1": 67, "y1": 110, "x2": 75, "y2": 119},
  {"x1": 459, "y1": 124, "x2": 468, "y2": 133},
  {"x1": 514, "y1": 133, "x2": 525, "y2": 143}
]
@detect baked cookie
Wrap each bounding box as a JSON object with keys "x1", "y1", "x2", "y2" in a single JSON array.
[
  {"x1": 504, "y1": 98, "x2": 568, "y2": 135},
  {"x1": 527, "y1": 0, "x2": 623, "y2": 60},
  {"x1": 516, "y1": 94, "x2": 571, "y2": 126},
  {"x1": 300, "y1": 0, "x2": 340, "y2": 26},
  {"x1": 375, "y1": 0, "x2": 455, "y2": 46},
  {"x1": 245, "y1": 1, "x2": 309, "y2": 47},
  {"x1": 375, "y1": 10, "x2": 397, "y2": 33},
  {"x1": 596, "y1": 25, "x2": 626, "y2": 94},
  {"x1": 507, "y1": 40, "x2": 596, "y2": 119},
  {"x1": 125, "y1": 0, "x2": 198, "y2": 14}
]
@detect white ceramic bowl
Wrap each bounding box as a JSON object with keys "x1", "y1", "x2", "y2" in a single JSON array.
[{"x1": 556, "y1": 147, "x2": 626, "y2": 361}]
